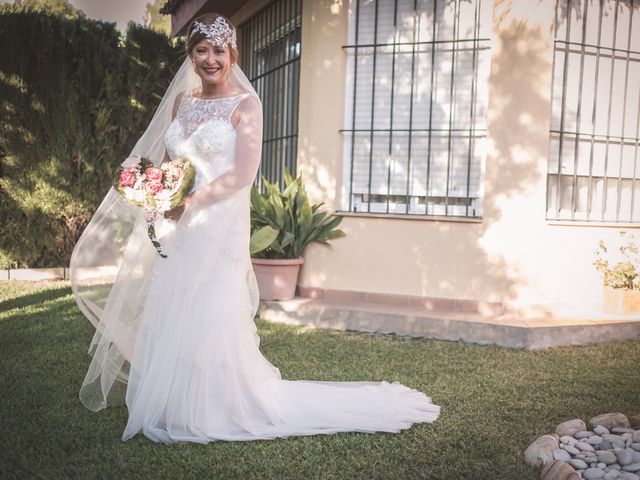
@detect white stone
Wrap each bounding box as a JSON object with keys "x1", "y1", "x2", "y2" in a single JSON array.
[
  {"x1": 559, "y1": 420, "x2": 589, "y2": 437},
  {"x1": 577, "y1": 442, "x2": 597, "y2": 452},
  {"x1": 618, "y1": 450, "x2": 634, "y2": 466},
  {"x1": 622, "y1": 464, "x2": 640, "y2": 473},
  {"x1": 590, "y1": 414, "x2": 630, "y2": 430},
  {"x1": 555, "y1": 449, "x2": 573, "y2": 461},
  {"x1": 619, "y1": 472, "x2": 640, "y2": 480},
  {"x1": 605, "y1": 437, "x2": 629, "y2": 449},
  {"x1": 571, "y1": 459, "x2": 590, "y2": 470},
  {"x1": 562, "y1": 444, "x2": 581, "y2": 455},
  {"x1": 525, "y1": 435, "x2": 559, "y2": 466},
  {"x1": 586, "y1": 436, "x2": 604, "y2": 445},
  {"x1": 582, "y1": 468, "x2": 605, "y2": 480},
  {"x1": 596, "y1": 451, "x2": 618, "y2": 464},
  {"x1": 562, "y1": 435, "x2": 579, "y2": 446}
]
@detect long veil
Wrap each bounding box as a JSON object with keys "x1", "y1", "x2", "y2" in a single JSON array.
[{"x1": 69, "y1": 56, "x2": 261, "y2": 412}]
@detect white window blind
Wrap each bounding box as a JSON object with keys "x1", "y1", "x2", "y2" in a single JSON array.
[
  {"x1": 547, "y1": 0, "x2": 640, "y2": 222},
  {"x1": 341, "y1": 0, "x2": 492, "y2": 217}
]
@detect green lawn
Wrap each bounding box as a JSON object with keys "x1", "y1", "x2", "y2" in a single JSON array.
[{"x1": 1, "y1": 281, "x2": 638, "y2": 480}]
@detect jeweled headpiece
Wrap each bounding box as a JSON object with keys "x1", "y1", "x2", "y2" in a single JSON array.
[{"x1": 189, "y1": 17, "x2": 237, "y2": 49}]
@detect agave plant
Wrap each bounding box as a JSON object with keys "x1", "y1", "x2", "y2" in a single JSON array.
[{"x1": 249, "y1": 168, "x2": 345, "y2": 259}]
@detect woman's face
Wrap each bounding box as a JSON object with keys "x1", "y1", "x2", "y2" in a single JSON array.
[{"x1": 189, "y1": 39, "x2": 233, "y2": 86}]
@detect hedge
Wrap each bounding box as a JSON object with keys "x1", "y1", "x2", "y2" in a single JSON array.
[{"x1": 0, "y1": 10, "x2": 184, "y2": 267}]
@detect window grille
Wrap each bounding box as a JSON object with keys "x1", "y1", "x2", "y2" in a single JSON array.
[
  {"x1": 238, "y1": 0, "x2": 302, "y2": 191},
  {"x1": 340, "y1": 0, "x2": 492, "y2": 217},
  {"x1": 547, "y1": 0, "x2": 640, "y2": 222}
]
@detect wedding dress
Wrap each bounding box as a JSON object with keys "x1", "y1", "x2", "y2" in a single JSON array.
[{"x1": 109, "y1": 89, "x2": 440, "y2": 443}]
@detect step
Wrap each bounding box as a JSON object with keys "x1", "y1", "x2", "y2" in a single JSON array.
[{"x1": 257, "y1": 297, "x2": 640, "y2": 350}]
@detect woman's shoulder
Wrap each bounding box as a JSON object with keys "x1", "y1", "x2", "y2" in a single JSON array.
[
  {"x1": 231, "y1": 94, "x2": 261, "y2": 129},
  {"x1": 172, "y1": 90, "x2": 187, "y2": 118},
  {"x1": 237, "y1": 93, "x2": 261, "y2": 111}
]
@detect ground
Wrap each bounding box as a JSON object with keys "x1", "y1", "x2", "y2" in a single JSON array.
[{"x1": 1, "y1": 281, "x2": 638, "y2": 479}]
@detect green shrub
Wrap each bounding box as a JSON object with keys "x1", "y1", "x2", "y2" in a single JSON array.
[
  {"x1": 249, "y1": 168, "x2": 345, "y2": 259},
  {"x1": 0, "y1": 10, "x2": 184, "y2": 267}
]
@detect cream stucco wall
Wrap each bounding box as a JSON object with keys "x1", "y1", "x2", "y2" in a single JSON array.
[{"x1": 235, "y1": 0, "x2": 639, "y2": 317}]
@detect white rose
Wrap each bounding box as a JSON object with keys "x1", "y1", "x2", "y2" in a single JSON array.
[{"x1": 133, "y1": 190, "x2": 146, "y2": 203}]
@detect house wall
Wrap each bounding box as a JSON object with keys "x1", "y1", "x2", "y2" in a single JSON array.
[{"x1": 235, "y1": 0, "x2": 637, "y2": 317}]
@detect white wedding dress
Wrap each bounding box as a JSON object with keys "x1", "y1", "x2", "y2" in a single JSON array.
[{"x1": 118, "y1": 89, "x2": 441, "y2": 443}]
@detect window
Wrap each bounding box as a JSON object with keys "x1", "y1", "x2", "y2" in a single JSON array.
[
  {"x1": 238, "y1": 0, "x2": 302, "y2": 191},
  {"x1": 341, "y1": 0, "x2": 492, "y2": 217},
  {"x1": 547, "y1": 0, "x2": 640, "y2": 222}
]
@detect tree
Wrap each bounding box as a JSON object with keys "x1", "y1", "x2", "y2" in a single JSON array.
[
  {"x1": 143, "y1": 0, "x2": 171, "y2": 37},
  {"x1": 0, "y1": 0, "x2": 84, "y2": 18}
]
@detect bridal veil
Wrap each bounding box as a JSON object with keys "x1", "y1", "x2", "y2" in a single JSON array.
[{"x1": 69, "y1": 55, "x2": 261, "y2": 412}]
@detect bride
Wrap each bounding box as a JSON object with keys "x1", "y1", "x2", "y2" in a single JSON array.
[{"x1": 70, "y1": 13, "x2": 440, "y2": 444}]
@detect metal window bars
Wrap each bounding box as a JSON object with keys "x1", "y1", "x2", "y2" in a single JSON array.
[
  {"x1": 340, "y1": 0, "x2": 491, "y2": 218},
  {"x1": 547, "y1": 0, "x2": 640, "y2": 223},
  {"x1": 238, "y1": 0, "x2": 302, "y2": 192}
]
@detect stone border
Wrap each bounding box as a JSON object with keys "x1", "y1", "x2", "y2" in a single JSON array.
[{"x1": 526, "y1": 413, "x2": 640, "y2": 480}]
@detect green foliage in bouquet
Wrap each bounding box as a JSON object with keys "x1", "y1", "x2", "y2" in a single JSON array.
[
  {"x1": 249, "y1": 168, "x2": 346, "y2": 259},
  {"x1": 594, "y1": 231, "x2": 640, "y2": 291},
  {"x1": 164, "y1": 159, "x2": 196, "y2": 210}
]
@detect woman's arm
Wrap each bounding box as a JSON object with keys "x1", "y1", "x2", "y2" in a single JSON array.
[
  {"x1": 188, "y1": 95, "x2": 263, "y2": 208},
  {"x1": 163, "y1": 91, "x2": 190, "y2": 221},
  {"x1": 160, "y1": 91, "x2": 186, "y2": 165}
]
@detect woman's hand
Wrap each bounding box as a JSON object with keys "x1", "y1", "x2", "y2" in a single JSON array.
[
  {"x1": 163, "y1": 204, "x2": 185, "y2": 222},
  {"x1": 163, "y1": 191, "x2": 195, "y2": 222}
]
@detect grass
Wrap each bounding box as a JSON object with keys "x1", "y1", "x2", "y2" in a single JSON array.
[{"x1": 0, "y1": 280, "x2": 638, "y2": 480}]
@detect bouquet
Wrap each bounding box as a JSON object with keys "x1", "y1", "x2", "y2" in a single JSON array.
[{"x1": 115, "y1": 155, "x2": 196, "y2": 258}]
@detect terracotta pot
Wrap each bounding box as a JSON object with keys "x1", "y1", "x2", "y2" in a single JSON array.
[
  {"x1": 251, "y1": 257, "x2": 304, "y2": 301},
  {"x1": 603, "y1": 286, "x2": 640, "y2": 314}
]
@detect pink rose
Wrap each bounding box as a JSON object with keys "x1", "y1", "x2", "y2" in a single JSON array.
[
  {"x1": 145, "y1": 180, "x2": 164, "y2": 194},
  {"x1": 145, "y1": 167, "x2": 163, "y2": 182},
  {"x1": 119, "y1": 170, "x2": 136, "y2": 187}
]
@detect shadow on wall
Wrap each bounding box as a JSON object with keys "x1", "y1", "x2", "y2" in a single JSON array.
[
  {"x1": 470, "y1": 8, "x2": 555, "y2": 310},
  {"x1": 299, "y1": 0, "x2": 556, "y2": 311}
]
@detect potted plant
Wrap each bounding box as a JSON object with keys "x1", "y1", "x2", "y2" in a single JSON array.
[
  {"x1": 593, "y1": 230, "x2": 640, "y2": 314},
  {"x1": 249, "y1": 168, "x2": 345, "y2": 301}
]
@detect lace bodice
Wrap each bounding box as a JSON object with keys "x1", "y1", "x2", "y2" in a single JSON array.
[{"x1": 164, "y1": 90, "x2": 251, "y2": 191}]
